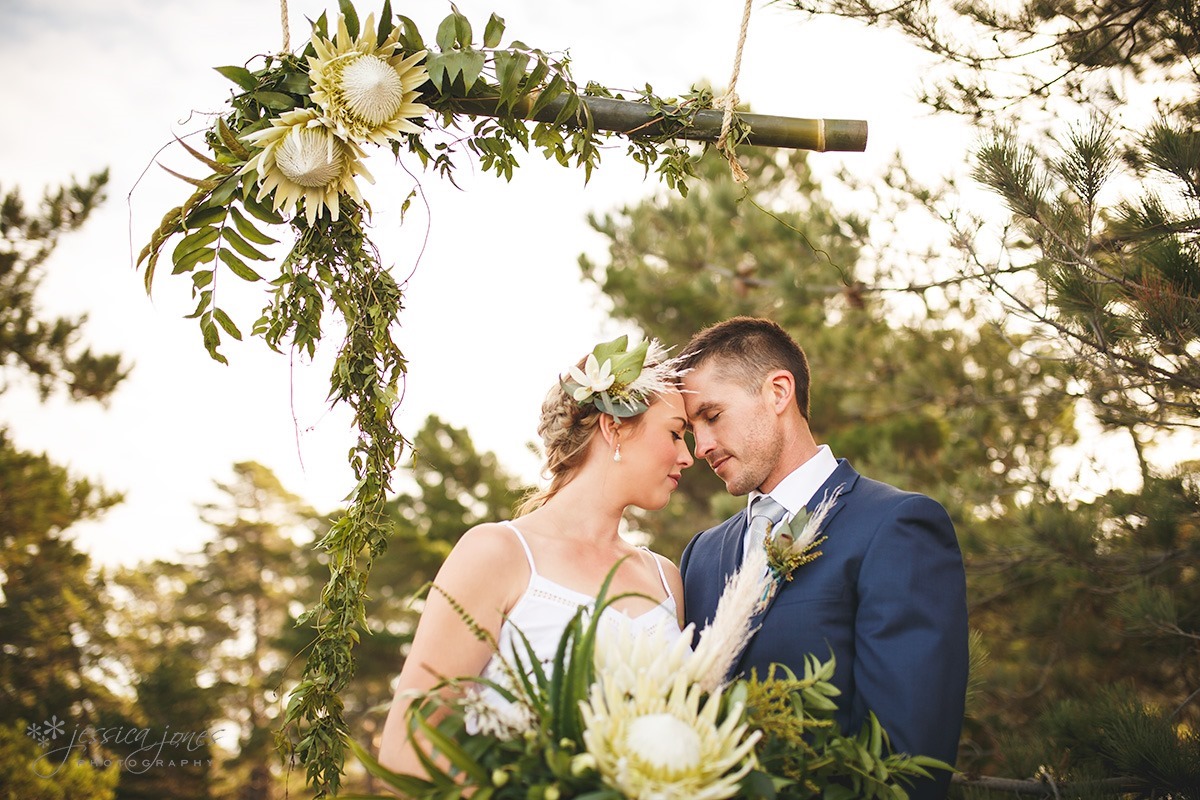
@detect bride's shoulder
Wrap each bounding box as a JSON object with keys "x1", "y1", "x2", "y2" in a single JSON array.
[
  {"x1": 643, "y1": 548, "x2": 683, "y2": 581},
  {"x1": 427, "y1": 522, "x2": 530, "y2": 618},
  {"x1": 442, "y1": 522, "x2": 528, "y2": 573}
]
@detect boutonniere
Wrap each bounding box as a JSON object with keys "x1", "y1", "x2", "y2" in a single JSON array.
[{"x1": 754, "y1": 486, "x2": 844, "y2": 612}]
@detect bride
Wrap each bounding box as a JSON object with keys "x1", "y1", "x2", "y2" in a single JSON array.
[{"x1": 377, "y1": 336, "x2": 693, "y2": 775}]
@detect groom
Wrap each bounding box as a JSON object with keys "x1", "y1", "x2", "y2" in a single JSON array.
[{"x1": 678, "y1": 316, "x2": 968, "y2": 800}]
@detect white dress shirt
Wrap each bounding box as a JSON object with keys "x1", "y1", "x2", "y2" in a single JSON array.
[{"x1": 742, "y1": 444, "x2": 838, "y2": 560}]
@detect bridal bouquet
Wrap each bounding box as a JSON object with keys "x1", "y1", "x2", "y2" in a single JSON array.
[{"x1": 349, "y1": 545, "x2": 947, "y2": 800}]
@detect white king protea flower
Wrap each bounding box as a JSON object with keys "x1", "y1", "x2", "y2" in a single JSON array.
[
  {"x1": 243, "y1": 108, "x2": 373, "y2": 225},
  {"x1": 580, "y1": 670, "x2": 760, "y2": 800},
  {"x1": 308, "y1": 13, "x2": 430, "y2": 146}
]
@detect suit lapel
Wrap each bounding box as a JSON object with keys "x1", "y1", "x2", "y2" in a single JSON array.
[
  {"x1": 717, "y1": 510, "x2": 749, "y2": 589},
  {"x1": 730, "y1": 460, "x2": 862, "y2": 678}
]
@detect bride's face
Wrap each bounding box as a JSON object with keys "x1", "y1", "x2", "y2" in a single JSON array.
[{"x1": 617, "y1": 389, "x2": 694, "y2": 510}]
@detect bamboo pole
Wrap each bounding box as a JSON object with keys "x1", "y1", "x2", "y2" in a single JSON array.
[{"x1": 453, "y1": 94, "x2": 868, "y2": 153}]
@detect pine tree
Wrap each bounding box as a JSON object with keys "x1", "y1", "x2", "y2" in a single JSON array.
[
  {"x1": 787, "y1": 0, "x2": 1200, "y2": 428},
  {"x1": 0, "y1": 173, "x2": 127, "y2": 800}
]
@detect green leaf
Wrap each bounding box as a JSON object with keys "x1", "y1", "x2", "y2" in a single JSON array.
[
  {"x1": 213, "y1": 307, "x2": 243, "y2": 341},
  {"x1": 143, "y1": 250, "x2": 160, "y2": 294},
  {"x1": 435, "y1": 50, "x2": 484, "y2": 92},
  {"x1": 191, "y1": 269, "x2": 213, "y2": 290},
  {"x1": 482, "y1": 12, "x2": 505, "y2": 48},
  {"x1": 184, "y1": 289, "x2": 211, "y2": 319},
  {"x1": 219, "y1": 248, "x2": 264, "y2": 282},
  {"x1": 171, "y1": 226, "x2": 220, "y2": 265},
  {"x1": 494, "y1": 50, "x2": 529, "y2": 109},
  {"x1": 592, "y1": 335, "x2": 630, "y2": 365},
  {"x1": 525, "y1": 56, "x2": 550, "y2": 91},
  {"x1": 216, "y1": 117, "x2": 251, "y2": 159},
  {"x1": 214, "y1": 65, "x2": 257, "y2": 91},
  {"x1": 200, "y1": 316, "x2": 228, "y2": 365},
  {"x1": 184, "y1": 205, "x2": 228, "y2": 229},
  {"x1": 311, "y1": 10, "x2": 329, "y2": 40},
  {"x1": 554, "y1": 93, "x2": 581, "y2": 126},
  {"x1": 229, "y1": 205, "x2": 279, "y2": 245},
  {"x1": 338, "y1": 0, "x2": 360, "y2": 39},
  {"x1": 425, "y1": 53, "x2": 448, "y2": 91},
  {"x1": 452, "y1": 7, "x2": 472, "y2": 46},
  {"x1": 280, "y1": 71, "x2": 311, "y2": 95},
  {"x1": 531, "y1": 74, "x2": 566, "y2": 117},
  {"x1": 172, "y1": 245, "x2": 216, "y2": 274},
  {"x1": 395, "y1": 14, "x2": 424, "y2": 50},
  {"x1": 242, "y1": 192, "x2": 285, "y2": 225},
  {"x1": 459, "y1": 49, "x2": 486, "y2": 92},
  {"x1": 223, "y1": 227, "x2": 271, "y2": 261},
  {"x1": 412, "y1": 714, "x2": 489, "y2": 784},
  {"x1": 210, "y1": 174, "x2": 241, "y2": 206},
  {"x1": 159, "y1": 165, "x2": 220, "y2": 191},
  {"x1": 435, "y1": 14, "x2": 457, "y2": 51},
  {"x1": 174, "y1": 134, "x2": 234, "y2": 174},
  {"x1": 376, "y1": 0, "x2": 394, "y2": 47},
  {"x1": 253, "y1": 91, "x2": 295, "y2": 111},
  {"x1": 345, "y1": 739, "x2": 436, "y2": 796}
]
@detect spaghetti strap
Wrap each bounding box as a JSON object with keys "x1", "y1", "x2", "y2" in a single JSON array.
[
  {"x1": 500, "y1": 521, "x2": 537, "y2": 575},
  {"x1": 641, "y1": 547, "x2": 673, "y2": 601}
]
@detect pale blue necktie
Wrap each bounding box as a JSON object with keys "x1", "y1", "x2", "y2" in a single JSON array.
[{"x1": 747, "y1": 495, "x2": 788, "y2": 560}]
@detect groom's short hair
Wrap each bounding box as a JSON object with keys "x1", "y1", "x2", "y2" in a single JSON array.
[{"x1": 683, "y1": 316, "x2": 811, "y2": 419}]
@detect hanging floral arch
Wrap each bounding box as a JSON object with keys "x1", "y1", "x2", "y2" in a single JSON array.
[{"x1": 137, "y1": 1, "x2": 864, "y2": 792}]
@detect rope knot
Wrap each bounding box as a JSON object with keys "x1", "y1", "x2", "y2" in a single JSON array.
[{"x1": 717, "y1": 0, "x2": 754, "y2": 184}]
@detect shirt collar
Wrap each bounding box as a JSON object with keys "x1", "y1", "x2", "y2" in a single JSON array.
[{"x1": 747, "y1": 444, "x2": 838, "y2": 519}]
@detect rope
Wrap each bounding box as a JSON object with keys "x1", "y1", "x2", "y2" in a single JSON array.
[
  {"x1": 280, "y1": 0, "x2": 291, "y2": 53},
  {"x1": 716, "y1": 0, "x2": 754, "y2": 183}
]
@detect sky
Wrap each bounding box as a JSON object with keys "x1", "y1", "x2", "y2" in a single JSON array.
[{"x1": 2, "y1": 0, "x2": 987, "y2": 566}]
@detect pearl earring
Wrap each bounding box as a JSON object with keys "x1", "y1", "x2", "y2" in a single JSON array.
[{"x1": 613, "y1": 444, "x2": 622, "y2": 463}]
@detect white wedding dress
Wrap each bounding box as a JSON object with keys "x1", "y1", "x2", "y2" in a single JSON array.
[{"x1": 466, "y1": 521, "x2": 684, "y2": 733}]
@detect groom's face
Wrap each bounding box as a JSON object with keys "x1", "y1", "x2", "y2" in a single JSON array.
[{"x1": 682, "y1": 362, "x2": 783, "y2": 496}]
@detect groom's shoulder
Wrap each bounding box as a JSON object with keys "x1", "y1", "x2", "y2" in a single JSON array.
[{"x1": 848, "y1": 470, "x2": 950, "y2": 518}]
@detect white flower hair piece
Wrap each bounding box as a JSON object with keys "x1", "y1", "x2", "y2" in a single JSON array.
[{"x1": 561, "y1": 335, "x2": 686, "y2": 419}]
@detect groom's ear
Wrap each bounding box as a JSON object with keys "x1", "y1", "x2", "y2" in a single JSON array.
[{"x1": 764, "y1": 370, "x2": 795, "y2": 414}]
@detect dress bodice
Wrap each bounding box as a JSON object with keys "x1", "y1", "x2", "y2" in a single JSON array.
[{"x1": 467, "y1": 521, "x2": 683, "y2": 733}]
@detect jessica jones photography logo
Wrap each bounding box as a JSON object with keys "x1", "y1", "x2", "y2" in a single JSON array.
[{"x1": 25, "y1": 714, "x2": 222, "y2": 777}]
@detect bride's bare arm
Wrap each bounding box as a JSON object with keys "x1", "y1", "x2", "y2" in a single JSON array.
[{"x1": 377, "y1": 524, "x2": 525, "y2": 778}]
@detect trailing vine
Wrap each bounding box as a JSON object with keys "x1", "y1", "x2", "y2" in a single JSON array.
[{"x1": 136, "y1": 1, "x2": 743, "y2": 793}]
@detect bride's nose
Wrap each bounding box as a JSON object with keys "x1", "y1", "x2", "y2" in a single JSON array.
[{"x1": 677, "y1": 439, "x2": 694, "y2": 469}]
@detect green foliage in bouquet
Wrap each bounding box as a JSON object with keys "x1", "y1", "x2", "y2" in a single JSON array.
[
  {"x1": 346, "y1": 571, "x2": 948, "y2": 800},
  {"x1": 739, "y1": 661, "x2": 949, "y2": 799}
]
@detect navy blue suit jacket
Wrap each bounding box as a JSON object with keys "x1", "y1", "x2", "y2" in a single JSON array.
[{"x1": 680, "y1": 460, "x2": 968, "y2": 800}]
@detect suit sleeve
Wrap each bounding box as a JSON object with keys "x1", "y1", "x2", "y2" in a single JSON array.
[{"x1": 853, "y1": 494, "x2": 968, "y2": 800}]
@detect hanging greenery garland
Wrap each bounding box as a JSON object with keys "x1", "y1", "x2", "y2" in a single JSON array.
[{"x1": 136, "y1": 1, "x2": 742, "y2": 794}]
